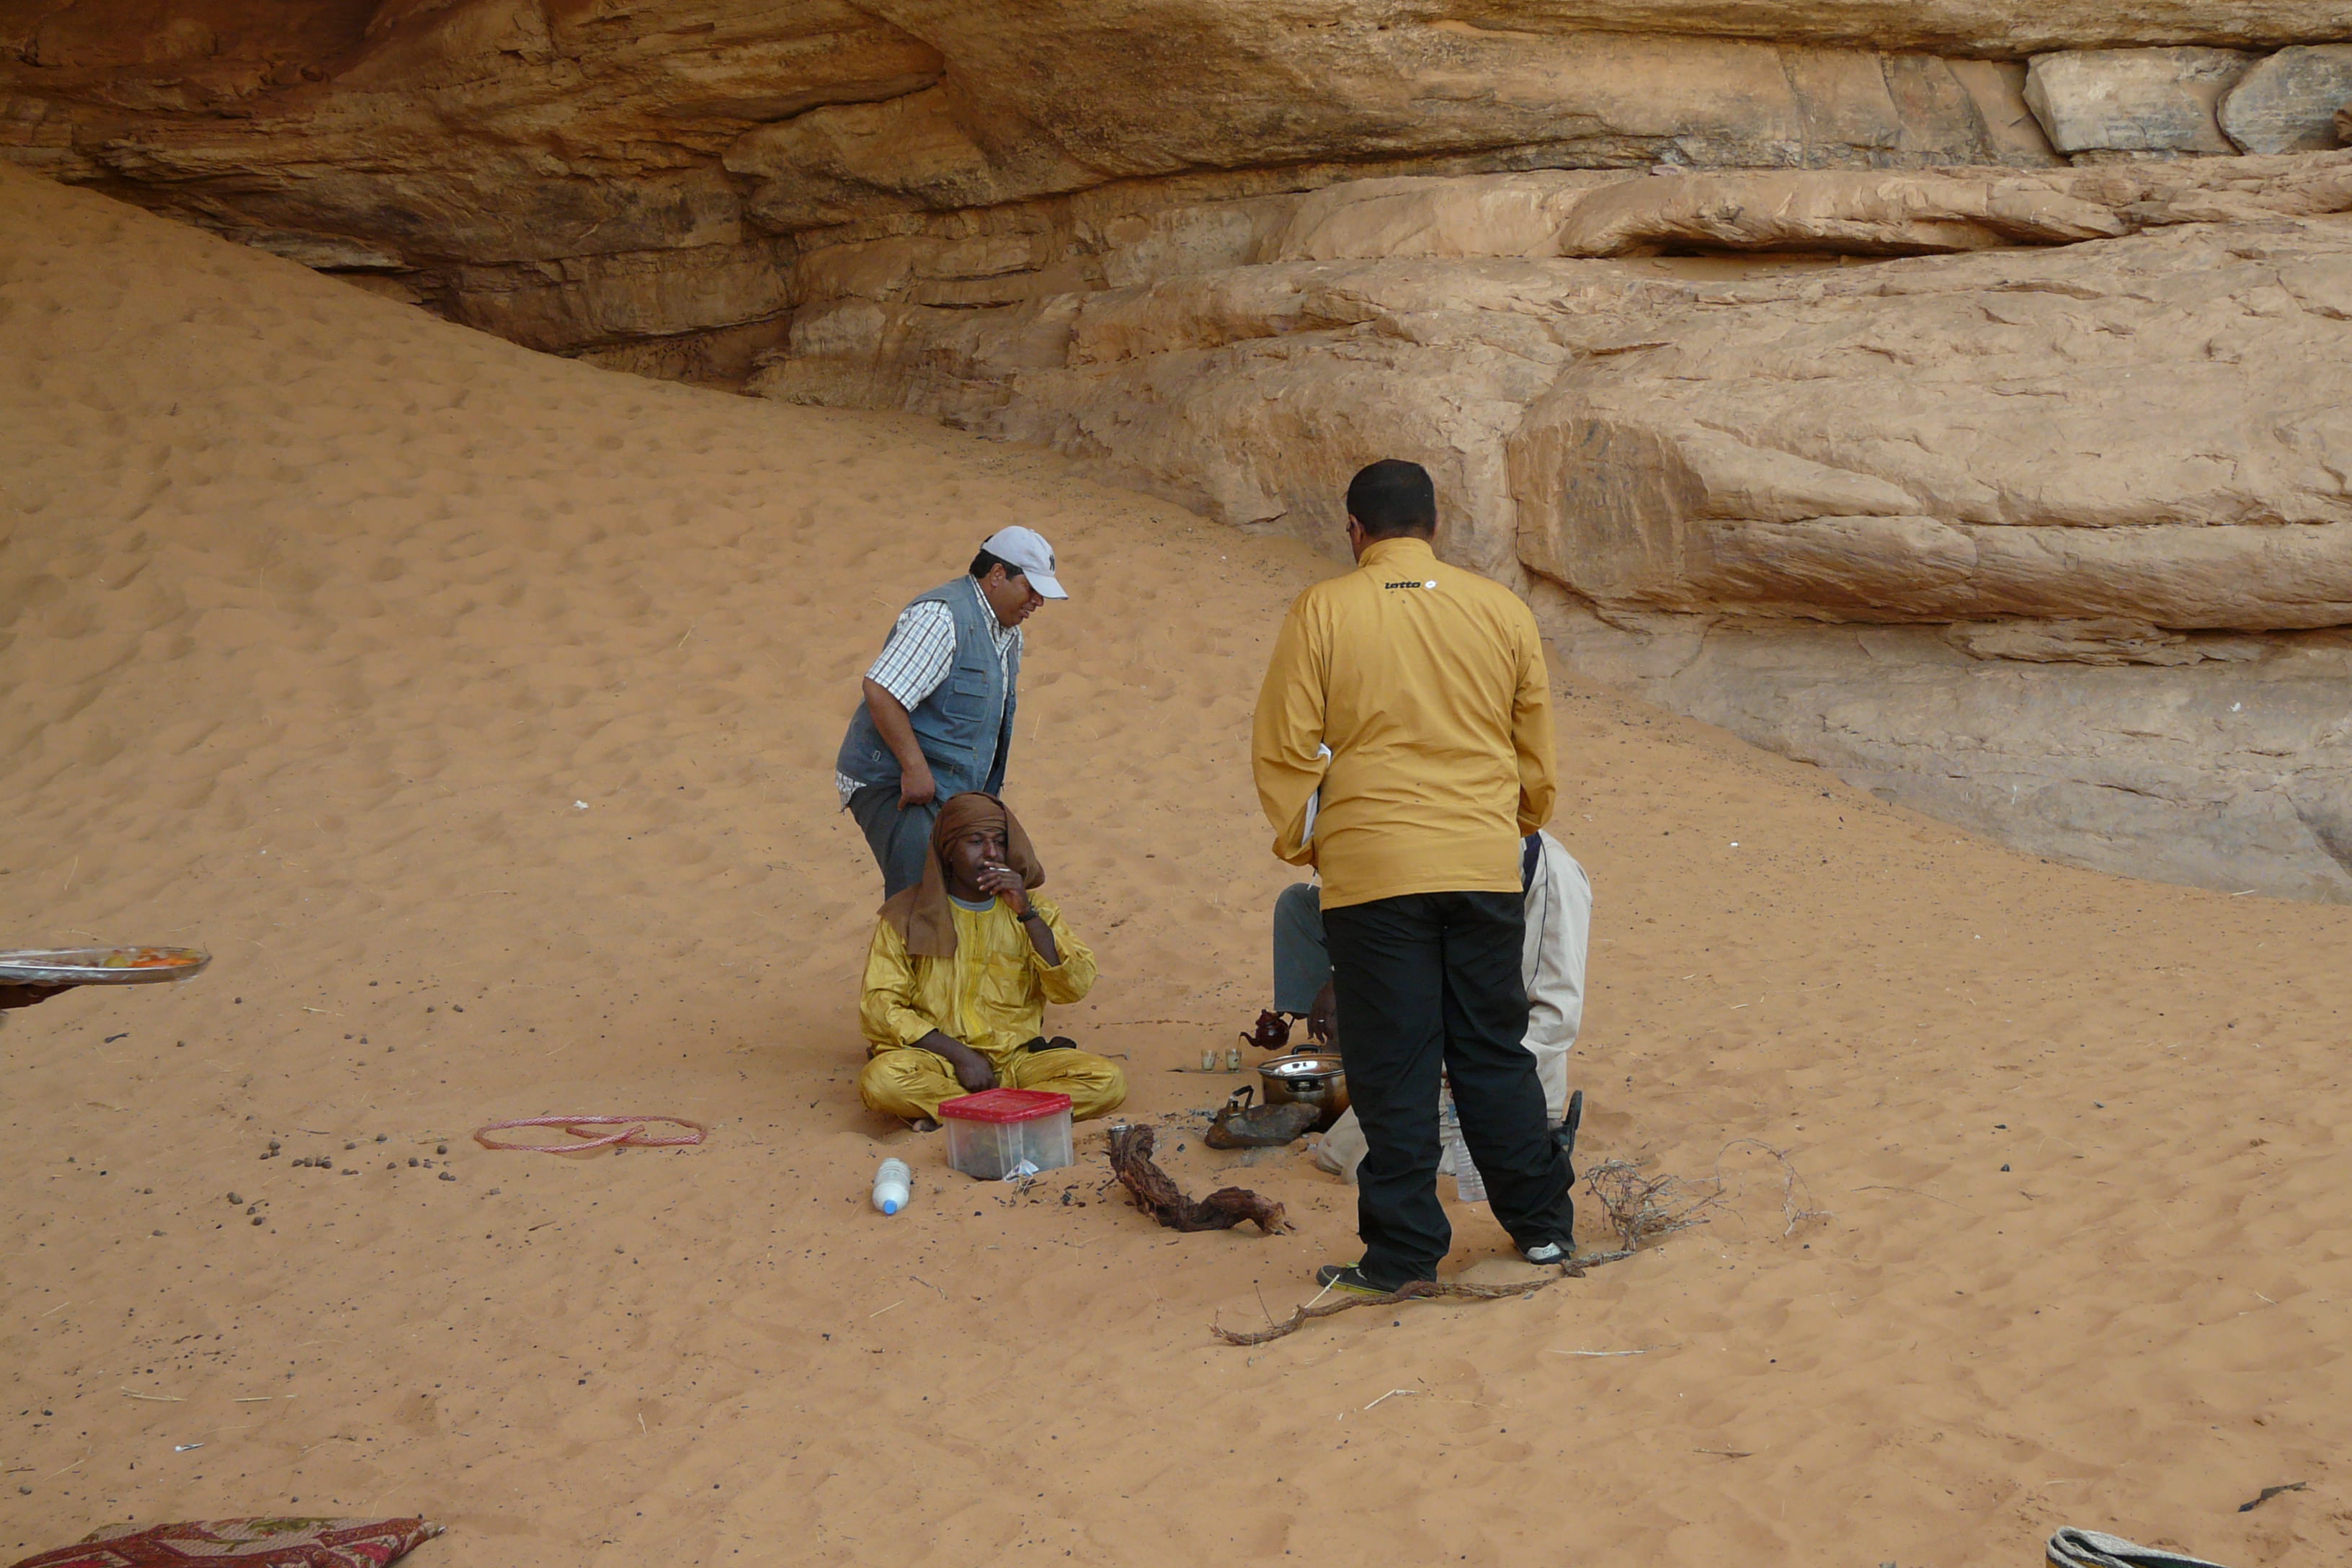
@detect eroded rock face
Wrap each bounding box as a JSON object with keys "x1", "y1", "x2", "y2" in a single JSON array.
[
  {"x1": 1510, "y1": 223, "x2": 2352, "y2": 630},
  {"x1": 747, "y1": 151, "x2": 2352, "y2": 896},
  {"x1": 755, "y1": 154, "x2": 2352, "y2": 600},
  {"x1": 11, "y1": 0, "x2": 2343, "y2": 350},
  {"x1": 2222, "y1": 44, "x2": 2352, "y2": 152},
  {"x1": 1537, "y1": 601, "x2": 2352, "y2": 902},
  {"x1": 9, "y1": 2, "x2": 2352, "y2": 896},
  {"x1": 2022, "y1": 47, "x2": 2253, "y2": 156}
]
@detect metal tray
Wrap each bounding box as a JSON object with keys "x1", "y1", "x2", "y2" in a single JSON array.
[{"x1": 0, "y1": 946, "x2": 212, "y2": 986}]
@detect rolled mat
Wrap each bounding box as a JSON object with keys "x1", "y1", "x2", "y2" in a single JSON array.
[
  {"x1": 9, "y1": 1517, "x2": 440, "y2": 1568},
  {"x1": 2047, "y1": 1528, "x2": 2233, "y2": 1568}
]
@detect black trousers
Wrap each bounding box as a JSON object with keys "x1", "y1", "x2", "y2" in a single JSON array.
[{"x1": 1324, "y1": 890, "x2": 1574, "y2": 1287}]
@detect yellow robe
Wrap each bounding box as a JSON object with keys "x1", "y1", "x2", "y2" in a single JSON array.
[{"x1": 857, "y1": 895, "x2": 1126, "y2": 1122}]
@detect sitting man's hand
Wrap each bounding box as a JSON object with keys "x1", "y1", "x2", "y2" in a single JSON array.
[
  {"x1": 0, "y1": 983, "x2": 63, "y2": 1012},
  {"x1": 922, "y1": 1030, "x2": 997, "y2": 1094},
  {"x1": 1307, "y1": 980, "x2": 1339, "y2": 1051},
  {"x1": 948, "y1": 1047, "x2": 996, "y2": 1094},
  {"x1": 971, "y1": 861, "x2": 1030, "y2": 918}
]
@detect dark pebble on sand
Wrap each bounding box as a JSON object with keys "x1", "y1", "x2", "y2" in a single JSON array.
[
  {"x1": 408, "y1": 1157, "x2": 419, "y2": 1167},
  {"x1": 439, "y1": 1171, "x2": 456, "y2": 1182},
  {"x1": 436, "y1": 1144, "x2": 448, "y2": 1154},
  {"x1": 251, "y1": 1216, "x2": 263, "y2": 1226},
  {"x1": 227, "y1": 1193, "x2": 242, "y2": 1206}
]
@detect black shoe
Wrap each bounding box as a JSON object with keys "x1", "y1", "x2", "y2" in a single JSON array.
[
  {"x1": 1555, "y1": 1089, "x2": 1582, "y2": 1205},
  {"x1": 1314, "y1": 1262, "x2": 1404, "y2": 1298}
]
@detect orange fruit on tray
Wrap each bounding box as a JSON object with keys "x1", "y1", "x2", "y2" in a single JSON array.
[{"x1": 0, "y1": 946, "x2": 212, "y2": 985}]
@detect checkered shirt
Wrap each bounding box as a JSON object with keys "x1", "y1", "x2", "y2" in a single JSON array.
[{"x1": 837, "y1": 576, "x2": 1020, "y2": 805}]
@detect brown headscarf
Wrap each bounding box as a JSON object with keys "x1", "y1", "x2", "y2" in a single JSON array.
[{"x1": 881, "y1": 791, "x2": 1046, "y2": 958}]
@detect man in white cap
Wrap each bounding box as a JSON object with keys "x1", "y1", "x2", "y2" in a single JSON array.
[{"x1": 836, "y1": 527, "x2": 1068, "y2": 896}]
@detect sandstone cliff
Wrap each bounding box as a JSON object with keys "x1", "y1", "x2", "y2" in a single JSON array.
[
  {"x1": 6, "y1": 3, "x2": 2352, "y2": 897},
  {"x1": 9, "y1": 1, "x2": 2342, "y2": 350}
]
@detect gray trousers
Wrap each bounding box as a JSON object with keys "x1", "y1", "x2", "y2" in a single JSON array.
[
  {"x1": 1272, "y1": 882, "x2": 1332, "y2": 1013},
  {"x1": 847, "y1": 783, "x2": 940, "y2": 899}
]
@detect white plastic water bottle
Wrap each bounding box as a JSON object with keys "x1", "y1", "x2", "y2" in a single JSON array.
[
  {"x1": 872, "y1": 1157, "x2": 912, "y2": 1215},
  {"x1": 1439, "y1": 1095, "x2": 1487, "y2": 1203}
]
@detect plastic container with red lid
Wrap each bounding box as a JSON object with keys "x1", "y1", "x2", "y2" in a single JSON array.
[{"x1": 938, "y1": 1087, "x2": 1074, "y2": 1180}]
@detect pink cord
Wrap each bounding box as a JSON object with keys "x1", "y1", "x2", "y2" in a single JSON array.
[{"x1": 473, "y1": 1115, "x2": 708, "y2": 1153}]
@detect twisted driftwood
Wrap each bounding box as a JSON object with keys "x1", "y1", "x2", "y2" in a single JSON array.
[
  {"x1": 1212, "y1": 1251, "x2": 1633, "y2": 1346},
  {"x1": 1108, "y1": 1124, "x2": 1288, "y2": 1234}
]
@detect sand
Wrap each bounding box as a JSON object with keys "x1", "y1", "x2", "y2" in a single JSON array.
[{"x1": 4, "y1": 162, "x2": 2351, "y2": 1568}]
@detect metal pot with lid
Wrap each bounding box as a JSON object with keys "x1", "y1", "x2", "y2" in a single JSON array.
[{"x1": 1256, "y1": 1051, "x2": 1348, "y2": 1132}]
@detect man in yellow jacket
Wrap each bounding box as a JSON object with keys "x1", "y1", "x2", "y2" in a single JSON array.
[
  {"x1": 1252, "y1": 458, "x2": 1574, "y2": 1295},
  {"x1": 858, "y1": 790, "x2": 1127, "y2": 1127}
]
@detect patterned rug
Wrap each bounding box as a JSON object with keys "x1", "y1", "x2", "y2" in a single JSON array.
[{"x1": 7, "y1": 1517, "x2": 442, "y2": 1568}]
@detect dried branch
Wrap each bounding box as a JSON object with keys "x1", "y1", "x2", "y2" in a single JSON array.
[
  {"x1": 1585, "y1": 1140, "x2": 1829, "y2": 1252},
  {"x1": 1584, "y1": 1157, "x2": 1721, "y2": 1252},
  {"x1": 1710, "y1": 1138, "x2": 1830, "y2": 1237},
  {"x1": 1109, "y1": 1124, "x2": 1288, "y2": 1234},
  {"x1": 1212, "y1": 1252, "x2": 1632, "y2": 1347}
]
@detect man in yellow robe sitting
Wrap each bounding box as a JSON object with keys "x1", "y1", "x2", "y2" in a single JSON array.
[{"x1": 858, "y1": 791, "x2": 1127, "y2": 1127}]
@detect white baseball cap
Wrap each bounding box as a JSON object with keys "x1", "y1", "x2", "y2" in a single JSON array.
[{"x1": 979, "y1": 525, "x2": 1068, "y2": 599}]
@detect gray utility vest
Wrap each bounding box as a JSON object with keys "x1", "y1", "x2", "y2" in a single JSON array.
[{"x1": 835, "y1": 576, "x2": 1020, "y2": 800}]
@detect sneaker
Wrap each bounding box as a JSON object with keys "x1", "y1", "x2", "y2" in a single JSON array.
[
  {"x1": 1520, "y1": 1240, "x2": 1574, "y2": 1267},
  {"x1": 1314, "y1": 1262, "x2": 1403, "y2": 1298}
]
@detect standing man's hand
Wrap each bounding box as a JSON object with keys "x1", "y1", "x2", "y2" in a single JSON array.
[
  {"x1": 863, "y1": 677, "x2": 940, "y2": 808},
  {"x1": 1306, "y1": 979, "x2": 1340, "y2": 1051},
  {"x1": 918, "y1": 1030, "x2": 998, "y2": 1094}
]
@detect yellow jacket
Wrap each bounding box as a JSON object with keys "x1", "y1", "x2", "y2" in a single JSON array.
[
  {"x1": 1251, "y1": 535, "x2": 1557, "y2": 909},
  {"x1": 860, "y1": 895, "x2": 1097, "y2": 1063}
]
